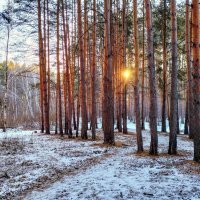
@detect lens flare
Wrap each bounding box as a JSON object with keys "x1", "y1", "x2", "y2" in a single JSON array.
[{"x1": 122, "y1": 69, "x2": 131, "y2": 80}]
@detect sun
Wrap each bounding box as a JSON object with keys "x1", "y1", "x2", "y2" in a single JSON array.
[{"x1": 122, "y1": 68, "x2": 131, "y2": 80}]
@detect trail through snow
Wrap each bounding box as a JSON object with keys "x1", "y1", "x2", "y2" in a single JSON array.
[
  {"x1": 25, "y1": 132, "x2": 200, "y2": 200},
  {"x1": 1, "y1": 126, "x2": 200, "y2": 200}
]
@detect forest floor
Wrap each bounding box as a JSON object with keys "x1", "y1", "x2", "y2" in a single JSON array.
[{"x1": 1, "y1": 127, "x2": 200, "y2": 200}]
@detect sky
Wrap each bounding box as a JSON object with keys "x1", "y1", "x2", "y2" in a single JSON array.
[{"x1": 0, "y1": 0, "x2": 39, "y2": 65}]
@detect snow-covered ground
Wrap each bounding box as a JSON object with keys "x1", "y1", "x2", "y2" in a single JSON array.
[
  {"x1": 0, "y1": 129, "x2": 107, "y2": 199},
  {"x1": 127, "y1": 120, "x2": 185, "y2": 133},
  {"x1": 1, "y1": 125, "x2": 200, "y2": 200}
]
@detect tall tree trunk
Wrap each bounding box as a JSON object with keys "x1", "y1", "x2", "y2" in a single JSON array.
[
  {"x1": 71, "y1": 0, "x2": 77, "y2": 131},
  {"x1": 56, "y1": 0, "x2": 63, "y2": 136},
  {"x1": 141, "y1": 0, "x2": 145, "y2": 130},
  {"x1": 168, "y1": 0, "x2": 178, "y2": 155},
  {"x1": 133, "y1": 0, "x2": 143, "y2": 152},
  {"x1": 62, "y1": 39, "x2": 68, "y2": 135},
  {"x1": 192, "y1": 0, "x2": 200, "y2": 162},
  {"x1": 116, "y1": 0, "x2": 122, "y2": 132},
  {"x1": 161, "y1": 0, "x2": 167, "y2": 133},
  {"x1": 186, "y1": 0, "x2": 194, "y2": 139},
  {"x1": 55, "y1": 89, "x2": 58, "y2": 134},
  {"x1": 84, "y1": 0, "x2": 90, "y2": 129},
  {"x1": 61, "y1": 0, "x2": 72, "y2": 137},
  {"x1": 76, "y1": 59, "x2": 80, "y2": 137},
  {"x1": 91, "y1": 0, "x2": 97, "y2": 139},
  {"x1": 103, "y1": 0, "x2": 114, "y2": 144},
  {"x1": 47, "y1": 0, "x2": 51, "y2": 132},
  {"x1": 77, "y1": 0, "x2": 88, "y2": 139},
  {"x1": 122, "y1": 0, "x2": 127, "y2": 134},
  {"x1": 37, "y1": 0, "x2": 45, "y2": 133},
  {"x1": 66, "y1": 3, "x2": 73, "y2": 136},
  {"x1": 144, "y1": 0, "x2": 158, "y2": 155},
  {"x1": 43, "y1": 0, "x2": 50, "y2": 134}
]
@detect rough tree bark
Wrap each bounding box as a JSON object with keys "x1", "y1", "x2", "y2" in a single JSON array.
[
  {"x1": 141, "y1": 0, "x2": 145, "y2": 130},
  {"x1": 133, "y1": 0, "x2": 143, "y2": 152},
  {"x1": 185, "y1": 0, "x2": 194, "y2": 139},
  {"x1": 122, "y1": 0, "x2": 127, "y2": 134},
  {"x1": 37, "y1": 0, "x2": 44, "y2": 133},
  {"x1": 161, "y1": 0, "x2": 167, "y2": 133},
  {"x1": 56, "y1": 0, "x2": 63, "y2": 136},
  {"x1": 91, "y1": 0, "x2": 97, "y2": 139},
  {"x1": 184, "y1": 96, "x2": 189, "y2": 135},
  {"x1": 61, "y1": 0, "x2": 72, "y2": 137},
  {"x1": 47, "y1": 0, "x2": 51, "y2": 130},
  {"x1": 103, "y1": 0, "x2": 115, "y2": 144},
  {"x1": 168, "y1": 0, "x2": 178, "y2": 155},
  {"x1": 116, "y1": 0, "x2": 122, "y2": 133},
  {"x1": 192, "y1": 0, "x2": 200, "y2": 162},
  {"x1": 77, "y1": 0, "x2": 88, "y2": 139},
  {"x1": 43, "y1": 0, "x2": 50, "y2": 134},
  {"x1": 144, "y1": 0, "x2": 158, "y2": 155}
]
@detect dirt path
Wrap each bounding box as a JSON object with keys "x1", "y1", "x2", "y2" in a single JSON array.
[
  {"x1": 2, "y1": 130, "x2": 200, "y2": 200},
  {"x1": 17, "y1": 153, "x2": 113, "y2": 200},
  {"x1": 24, "y1": 132, "x2": 200, "y2": 200},
  {"x1": 0, "y1": 131, "x2": 112, "y2": 200}
]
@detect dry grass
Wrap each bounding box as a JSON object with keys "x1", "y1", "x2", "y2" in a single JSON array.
[
  {"x1": 0, "y1": 137, "x2": 26, "y2": 155},
  {"x1": 125, "y1": 149, "x2": 190, "y2": 158},
  {"x1": 91, "y1": 140, "x2": 126, "y2": 148}
]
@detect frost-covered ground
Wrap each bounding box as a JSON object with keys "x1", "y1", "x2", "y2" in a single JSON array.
[
  {"x1": 1, "y1": 124, "x2": 200, "y2": 200},
  {"x1": 127, "y1": 120, "x2": 185, "y2": 133},
  {"x1": 0, "y1": 129, "x2": 107, "y2": 199}
]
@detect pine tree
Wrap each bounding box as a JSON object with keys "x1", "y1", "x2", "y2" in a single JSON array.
[
  {"x1": 169, "y1": 0, "x2": 178, "y2": 155},
  {"x1": 144, "y1": 0, "x2": 158, "y2": 155},
  {"x1": 77, "y1": 0, "x2": 88, "y2": 139},
  {"x1": 133, "y1": 0, "x2": 143, "y2": 152},
  {"x1": 192, "y1": 0, "x2": 200, "y2": 162},
  {"x1": 103, "y1": 0, "x2": 115, "y2": 144}
]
